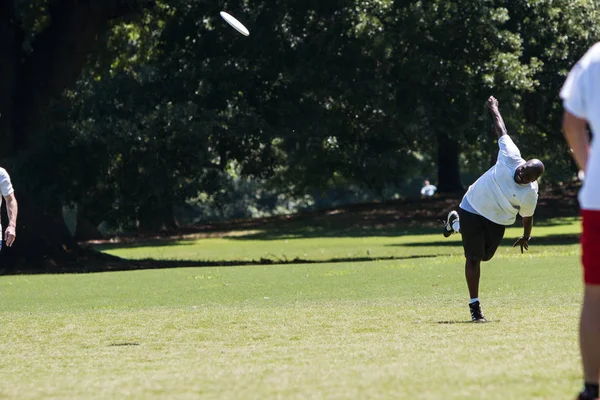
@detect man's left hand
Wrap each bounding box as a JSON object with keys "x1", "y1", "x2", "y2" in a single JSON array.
[{"x1": 513, "y1": 236, "x2": 530, "y2": 253}]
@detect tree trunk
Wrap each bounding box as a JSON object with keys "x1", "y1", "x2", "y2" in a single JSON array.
[
  {"x1": 137, "y1": 202, "x2": 179, "y2": 233},
  {"x1": 74, "y1": 205, "x2": 105, "y2": 242},
  {"x1": 0, "y1": 191, "x2": 79, "y2": 273},
  {"x1": 0, "y1": 7, "x2": 20, "y2": 156},
  {"x1": 436, "y1": 133, "x2": 463, "y2": 193}
]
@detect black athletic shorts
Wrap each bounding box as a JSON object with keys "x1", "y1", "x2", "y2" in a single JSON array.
[{"x1": 458, "y1": 208, "x2": 506, "y2": 261}]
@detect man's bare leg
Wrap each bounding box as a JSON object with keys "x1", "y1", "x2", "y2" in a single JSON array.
[{"x1": 465, "y1": 258, "x2": 481, "y2": 299}]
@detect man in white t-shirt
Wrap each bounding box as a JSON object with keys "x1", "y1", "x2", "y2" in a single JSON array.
[
  {"x1": 420, "y1": 180, "x2": 437, "y2": 197},
  {"x1": 442, "y1": 96, "x2": 544, "y2": 322},
  {"x1": 561, "y1": 42, "x2": 600, "y2": 400},
  {"x1": 0, "y1": 168, "x2": 17, "y2": 249}
]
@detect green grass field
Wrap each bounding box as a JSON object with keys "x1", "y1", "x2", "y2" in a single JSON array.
[{"x1": 0, "y1": 217, "x2": 585, "y2": 399}]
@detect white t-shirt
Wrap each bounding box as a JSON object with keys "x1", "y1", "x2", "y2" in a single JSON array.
[
  {"x1": 460, "y1": 135, "x2": 539, "y2": 225},
  {"x1": 0, "y1": 168, "x2": 14, "y2": 234},
  {"x1": 560, "y1": 42, "x2": 600, "y2": 210},
  {"x1": 421, "y1": 184, "x2": 437, "y2": 196}
]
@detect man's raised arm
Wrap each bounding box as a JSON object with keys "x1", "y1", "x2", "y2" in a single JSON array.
[{"x1": 487, "y1": 96, "x2": 508, "y2": 139}]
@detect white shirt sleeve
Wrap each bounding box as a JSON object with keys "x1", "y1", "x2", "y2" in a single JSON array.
[
  {"x1": 560, "y1": 62, "x2": 588, "y2": 120},
  {"x1": 519, "y1": 190, "x2": 538, "y2": 218},
  {"x1": 497, "y1": 135, "x2": 523, "y2": 168},
  {"x1": 0, "y1": 168, "x2": 14, "y2": 197}
]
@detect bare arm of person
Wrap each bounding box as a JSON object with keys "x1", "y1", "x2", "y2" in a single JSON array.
[
  {"x1": 4, "y1": 192, "x2": 17, "y2": 247},
  {"x1": 487, "y1": 96, "x2": 508, "y2": 139},
  {"x1": 513, "y1": 216, "x2": 533, "y2": 254},
  {"x1": 562, "y1": 110, "x2": 590, "y2": 172}
]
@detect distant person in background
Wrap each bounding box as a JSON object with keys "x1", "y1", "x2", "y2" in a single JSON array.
[
  {"x1": 560, "y1": 42, "x2": 600, "y2": 400},
  {"x1": 442, "y1": 95, "x2": 544, "y2": 322},
  {"x1": 0, "y1": 167, "x2": 17, "y2": 248},
  {"x1": 420, "y1": 180, "x2": 437, "y2": 198}
]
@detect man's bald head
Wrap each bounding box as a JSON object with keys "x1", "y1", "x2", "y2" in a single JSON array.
[{"x1": 514, "y1": 159, "x2": 545, "y2": 184}]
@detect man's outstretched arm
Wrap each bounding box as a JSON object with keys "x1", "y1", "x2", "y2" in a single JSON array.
[{"x1": 487, "y1": 96, "x2": 508, "y2": 139}]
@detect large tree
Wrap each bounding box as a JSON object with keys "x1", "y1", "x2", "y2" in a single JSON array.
[
  {"x1": 507, "y1": 0, "x2": 600, "y2": 182},
  {"x1": 62, "y1": 0, "x2": 423, "y2": 236},
  {"x1": 380, "y1": 1, "x2": 543, "y2": 192},
  {"x1": 0, "y1": 0, "x2": 154, "y2": 270}
]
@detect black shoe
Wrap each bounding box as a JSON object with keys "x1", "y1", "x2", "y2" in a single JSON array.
[
  {"x1": 443, "y1": 210, "x2": 459, "y2": 238},
  {"x1": 577, "y1": 391, "x2": 600, "y2": 400},
  {"x1": 469, "y1": 301, "x2": 487, "y2": 322}
]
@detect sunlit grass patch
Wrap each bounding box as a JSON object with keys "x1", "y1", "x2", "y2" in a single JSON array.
[{"x1": 0, "y1": 219, "x2": 585, "y2": 399}]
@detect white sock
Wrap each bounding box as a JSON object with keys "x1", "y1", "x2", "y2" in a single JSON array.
[
  {"x1": 469, "y1": 298, "x2": 479, "y2": 304},
  {"x1": 452, "y1": 220, "x2": 460, "y2": 233}
]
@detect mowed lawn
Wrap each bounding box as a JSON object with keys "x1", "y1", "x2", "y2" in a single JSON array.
[{"x1": 0, "y1": 217, "x2": 585, "y2": 399}]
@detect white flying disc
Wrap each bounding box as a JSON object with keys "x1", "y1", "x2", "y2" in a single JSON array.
[{"x1": 220, "y1": 11, "x2": 250, "y2": 36}]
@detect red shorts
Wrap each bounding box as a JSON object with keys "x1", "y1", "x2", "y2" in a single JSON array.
[{"x1": 581, "y1": 210, "x2": 600, "y2": 284}]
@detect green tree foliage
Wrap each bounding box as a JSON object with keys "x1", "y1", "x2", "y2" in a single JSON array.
[
  {"x1": 379, "y1": 1, "x2": 546, "y2": 191},
  {"x1": 505, "y1": 0, "x2": 600, "y2": 182},
  {"x1": 153, "y1": 0, "x2": 423, "y2": 196},
  {"x1": 64, "y1": 0, "x2": 425, "y2": 232}
]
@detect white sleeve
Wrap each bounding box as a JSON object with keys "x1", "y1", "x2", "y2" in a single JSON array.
[
  {"x1": 497, "y1": 135, "x2": 523, "y2": 167},
  {"x1": 519, "y1": 190, "x2": 538, "y2": 218},
  {"x1": 560, "y1": 62, "x2": 587, "y2": 119},
  {"x1": 0, "y1": 168, "x2": 14, "y2": 197}
]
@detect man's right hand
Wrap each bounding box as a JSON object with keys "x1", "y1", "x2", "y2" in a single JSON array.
[
  {"x1": 5, "y1": 225, "x2": 15, "y2": 247},
  {"x1": 487, "y1": 96, "x2": 499, "y2": 111},
  {"x1": 513, "y1": 236, "x2": 530, "y2": 253}
]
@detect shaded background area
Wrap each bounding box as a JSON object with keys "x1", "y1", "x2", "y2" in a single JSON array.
[
  {"x1": 0, "y1": 184, "x2": 572, "y2": 275},
  {"x1": 89, "y1": 182, "x2": 582, "y2": 243}
]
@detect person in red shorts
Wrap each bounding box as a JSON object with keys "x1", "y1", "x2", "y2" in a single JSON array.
[{"x1": 561, "y1": 42, "x2": 600, "y2": 400}]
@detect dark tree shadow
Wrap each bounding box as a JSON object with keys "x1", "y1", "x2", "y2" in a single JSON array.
[
  {"x1": 2, "y1": 251, "x2": 453, "y2": 276},
  {"x1": 436, "y1": 320, "x2": 500, "y2": 324},
  {"x1": 388, "y1": 233, "x2": 580, "y2": 248},
  {"x1": 93, "y1": 225, "x2": 449, "y2": 252}
]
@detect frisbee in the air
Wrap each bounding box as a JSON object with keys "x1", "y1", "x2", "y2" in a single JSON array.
[{"x1": 220, "y1": 11, "x2": 250, "y2": 36}]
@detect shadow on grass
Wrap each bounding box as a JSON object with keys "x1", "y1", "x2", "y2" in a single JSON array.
[
  {"x1": 91, "y1": 217, "x2": 580, "y2": 252},
  {"x1": 91, "y1": 229, "x2": 579, "y2": 253},
  {"x1": 436, "y1": 320, "x2": 500, "y2": 324},
  {"x1": 387, "y1": 233, "x2": 580, "y2": 248},
  {"x1": 92, "y1": 225, "x2": 447, "y2": 252},
  {"x1": 108, "y1": 342, "x2": 140, "y2": 347},
  {"x1": 6, "y1": 253, "x2": 455, "y2": 276},
  {"x1": 533, "y1": 217, "x2": 580, "y2": 227},
  {"x1": 226, "y1": 225, "x2": 443, "y2": 240},
  {"x1": 227, "y1": 217, "x2": 581, "y2": 241}
]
